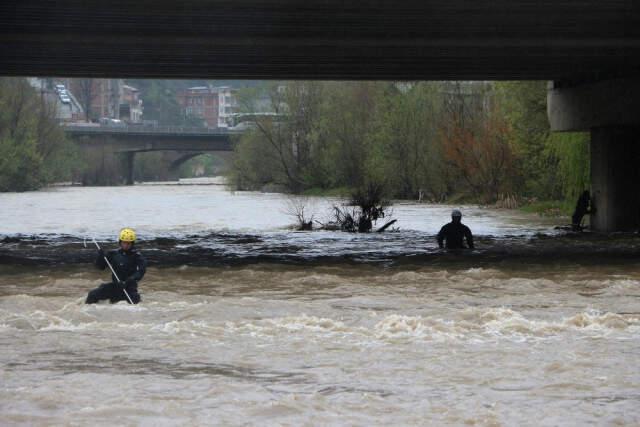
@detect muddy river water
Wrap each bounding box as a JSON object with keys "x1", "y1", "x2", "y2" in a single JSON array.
[{"x1": 1, "y1": 180, "x2": 639, "y2": 426}]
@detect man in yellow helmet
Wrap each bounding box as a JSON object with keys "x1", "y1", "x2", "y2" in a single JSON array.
[{"x1": 85, "y1": 228, "x2": 146, "y2": 304}]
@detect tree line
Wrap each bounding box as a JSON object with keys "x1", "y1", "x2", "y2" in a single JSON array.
[
  {"x1": 0, "y1": 78, "x2": 588, "y2": 202},
  {"x1": 229, "y1": 81, "x2": 590, "y2": 205},
  {"x1": 0, "y1": 78, "x2": 78, "y2": 191}
]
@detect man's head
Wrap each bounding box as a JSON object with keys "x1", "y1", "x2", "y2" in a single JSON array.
[
  {"x1": 118, "y1": 228, "x2": 136, "y2": 251},
  {"x1": 451, "y1": 209, "x2": 462, "y2": 223}
]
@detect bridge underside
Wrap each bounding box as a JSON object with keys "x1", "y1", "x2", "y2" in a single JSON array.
[
  {"x1": 3, "y1": 1, "x2": 640, "y2": 230},
  {"x1": 70, "y1": 134, "x2": 235, "y2": 153},
  {"x1": 71, "y1": 134, "x2": 234, "y2": 185},
  {"x1": 1, "y1": 1, "x2": 639, "y2": 81}
]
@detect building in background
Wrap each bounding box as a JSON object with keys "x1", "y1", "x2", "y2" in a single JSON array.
[
  {"x1": 65, "y1": 78, "x2": 122, "y2": 122},
  {"x1": 176, "y1": 85, "x2": 238, "y2": 128},
  {"x1": 217, "y1": 86, "x2": 238, "y2": 128},
  {"x1": 27, "y1": 78, "x2": 144, "y2": 124},
  {"x1": 176, "y1": 86, "x2": 219, "y2": 128},
  {"x1": 120, "y1": 84, "x2": 143, "y2": 123}
]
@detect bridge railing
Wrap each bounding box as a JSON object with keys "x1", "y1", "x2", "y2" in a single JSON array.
[{"x1": 62, "y1": 124, "x2": 244, "y2": 135}]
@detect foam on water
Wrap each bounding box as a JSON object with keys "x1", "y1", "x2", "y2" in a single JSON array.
[
  {"x1": 2, "y1": 261, "x2": 640, "y2": 425},
  {"x1": 2, "y1": 295, "x2": 637, "y2": 344}
]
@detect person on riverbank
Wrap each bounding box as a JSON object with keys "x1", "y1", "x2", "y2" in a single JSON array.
[
  {"x1": 85, "y1": 228, "x2": 146, "y2": 304},
  {"x1": 571, "y1": 190, "x2": 595, "y2": 231},
  {"x1": 437, "y1": 209, "x2": 474, "y2": 249}
]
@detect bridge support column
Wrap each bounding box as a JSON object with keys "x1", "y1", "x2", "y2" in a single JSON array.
[
  {"x1": 548, "y1": 78, "x2": 640, "y2": 231},
  {"x1": 590, "y1": 127, "x2": 640, "y2": 232},
  {"x1": 124, "y1": 152, "x2": 135, "y2": 185}
]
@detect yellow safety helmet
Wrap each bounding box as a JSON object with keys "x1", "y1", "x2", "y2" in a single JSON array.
[{"x1": 118, "y1": 228, "x2": 136, "y2": 242}]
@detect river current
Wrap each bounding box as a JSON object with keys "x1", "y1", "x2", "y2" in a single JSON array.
[{"x1": 1, "y1": 180, "x2": 639, "y2": 426}]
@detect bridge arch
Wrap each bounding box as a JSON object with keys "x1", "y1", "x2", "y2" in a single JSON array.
[{"x1": 168, "y1": 152, "x2": 205, "y2": 173}]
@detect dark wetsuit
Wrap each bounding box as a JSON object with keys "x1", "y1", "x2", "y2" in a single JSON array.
[
  {"x1": 85, "y1": 248, "x2": 146, "y2": 304},
  {"x1": 571, "y1": 191, "x2": 592, "y2": 230},
  {"x1": 437, "y1": 222, "x2": 474, "y2": 249}
]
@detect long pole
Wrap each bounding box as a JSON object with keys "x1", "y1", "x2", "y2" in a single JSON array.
[{"x1": 92, "y1": 238, "x2": 134, "y2": 305}]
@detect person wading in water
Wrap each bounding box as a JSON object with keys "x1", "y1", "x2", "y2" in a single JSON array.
[
  {"x1": 571, "y1": 190, "x2": 595, "y2": 231},
  {"x1": 85, "y1": 228, "x2": 146, "y2": 304},
  {"x1": 437, "y1": 209, "x2": 475, "y2": 249}
]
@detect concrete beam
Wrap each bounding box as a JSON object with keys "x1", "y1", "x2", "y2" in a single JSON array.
[
  {"x1": 71, "y1": 134, "x2": 236, "y2": 152},
  {"x1": 2, "y1": 1, "x2": 640, "y2": 80},
  {"x1": 548, "y1": 79, "x2": 640, "y2": 132}
]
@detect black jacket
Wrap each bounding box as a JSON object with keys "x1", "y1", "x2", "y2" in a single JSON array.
[
  {"x1": 572, "y1": 193, "x2": 592, "y2": 226},
  {"x1": 95, "y1": 248, "x2": 147, "y2": 284},
  {"x1": 437, "y1": 222, "x2": 474, "y2": 249}
]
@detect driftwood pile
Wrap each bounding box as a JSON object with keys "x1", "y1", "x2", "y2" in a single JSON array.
[{"x1": 288, "y1": 183, "x2": 398, "y2": 232}]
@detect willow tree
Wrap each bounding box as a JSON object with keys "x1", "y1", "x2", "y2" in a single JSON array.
[{"x1": 495, "y1": 81, "x2": 589, "y2": 201}]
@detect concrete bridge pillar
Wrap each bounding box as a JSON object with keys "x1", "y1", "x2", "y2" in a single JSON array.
[
  {"x1": 590, "y1": 127, "x2": 640, "y2": 231},
  {"x1": 548, "y1": 78, "x2": 640, "y2": 231},
  {"x1": 124, "y1": 152, "x2": 135, "y2": 185}
]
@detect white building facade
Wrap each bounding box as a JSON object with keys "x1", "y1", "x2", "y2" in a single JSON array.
[{"x1": 216, "y1": 86, "x2": 238, "y2": 128}]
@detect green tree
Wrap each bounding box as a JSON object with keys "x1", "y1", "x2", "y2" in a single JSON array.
[
  {"x1": 232, "y1": 82, "x2": 323, "y2": 192},
  {"x1": 230, "y1": 129, "x2": 281, "y2": 190},
  {"x1": 229, "y1": 79, "x2": 590, "y2": 204},
  {"x1": 0, "y1": 135, "x2": 43, "y2": 191},
  {"x1": 495, "y1": 81, "x2": 589, "y2": 201},
  {"x1": 317, "y1": 82, "x2": 381, "y2": 189},
  {"x1": 0, "y1": 78, "x2": 77, "y2": 191},
  {"x1": 550, "y1": 132, "x2": 590, "y2": 200},
  {"x1": 369, "y1": 82, "x2": 445, "y2": 199}
]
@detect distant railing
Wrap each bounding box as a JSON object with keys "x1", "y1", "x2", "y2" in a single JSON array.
[{"x1": 62, "y1": 124, "x2": 244, "y2": 136}]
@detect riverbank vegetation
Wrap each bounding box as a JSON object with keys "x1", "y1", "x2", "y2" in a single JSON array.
[
  {"x1": 520, "y1": 200, "x2": 575, "y2": 217},
  {"x1": 0, "y1": 78, "x2": 79, "y2": 191},
  {"x1": 229, "y1": 81, "x2": 589, "y2": 209},
  {"x1": 0, "y1": 77, "x2": 588, "y2": 204}
]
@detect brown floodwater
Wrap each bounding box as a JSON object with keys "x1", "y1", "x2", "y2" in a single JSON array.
[{"x1": 1, "y1": 181, "x2": 639, "y2": 426}]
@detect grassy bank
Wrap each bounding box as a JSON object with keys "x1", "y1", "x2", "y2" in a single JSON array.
[{"x1": 520, "y1": 200, "x2": 574, "y2": 217}]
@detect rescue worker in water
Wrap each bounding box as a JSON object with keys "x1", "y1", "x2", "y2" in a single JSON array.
[
  {"x1": 571, "y1": 190, "x2": 595, "y2": 231},
  {"x1": 437, "y1": 209, "x2": 475, "y2": 249},
  {"x1": 85, "y1": 228, "x2": 146, "y2": 304}
]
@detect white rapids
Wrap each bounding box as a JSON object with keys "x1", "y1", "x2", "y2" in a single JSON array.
[{"x1": 1, "y1": 265, "x2": 640, "y2": 426}]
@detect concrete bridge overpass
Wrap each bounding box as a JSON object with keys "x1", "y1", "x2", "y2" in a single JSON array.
[
  {"x1": 64, "y1": 125, "x2": 242, "y2": 185},
  {"x1": 2, "y1": 1, "x2": 640, "y2": 231},
  {"x1": 64, "y1": 125, "x2": 240, "y2": 152}
]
